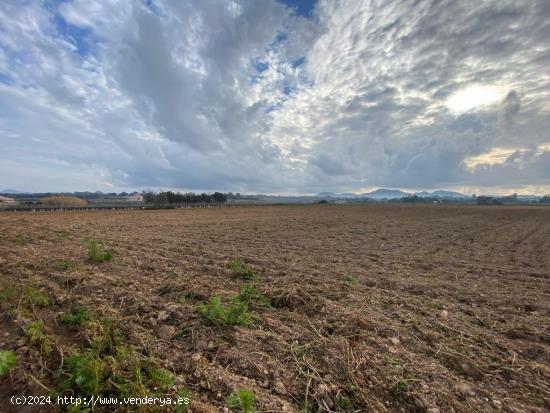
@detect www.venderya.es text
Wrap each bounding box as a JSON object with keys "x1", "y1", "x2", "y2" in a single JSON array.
[{"x1": 11, "y1": 395, "x2": 190, "y2": 407}]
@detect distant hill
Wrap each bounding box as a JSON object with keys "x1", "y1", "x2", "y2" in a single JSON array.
[
  {"x1": 516, "y1": 194, "x2": 542, "y2": 200},
  {"x1": 318, "y1": 192, "x2": 363, "y2": 198},
  {"x1": 337, "y1": 192, "x2": 360, "y2": 198},
  {"x1": 416, "y1": 190, "x2": 468, "y2": 198},
  {"x1": 361, "y1": 188, "x2": 410, "y2": 199},
  {"x1": 1, "y1": 189, "x2": 26, "y2": 194},
  {"x1": 316, "y1": 188, "x2": 466, "y2": 200}
]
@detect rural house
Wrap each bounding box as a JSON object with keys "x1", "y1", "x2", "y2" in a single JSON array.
[
  {"x1": 0, "y1": 196, "x2": 16, "y2": 204},
  {"x1": 126, "y1": 194, "x2": 144, "y2": 202}
]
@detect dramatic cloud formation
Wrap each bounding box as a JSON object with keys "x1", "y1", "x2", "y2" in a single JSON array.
[{"x1": 1, "y1": 0, "x2": 549, "y2": 194}]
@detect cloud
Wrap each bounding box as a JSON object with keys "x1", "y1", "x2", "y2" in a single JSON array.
[
  {"x1": 502, "y1": 90, "x2": 521, "y2": 123},
  {"x1": 0, "y1": 0, "x2": 549, "y2": 193}
]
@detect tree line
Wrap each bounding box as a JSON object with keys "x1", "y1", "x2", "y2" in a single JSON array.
[{"x1": 143, "y1": 191, "x2": 227, "y2": 206}]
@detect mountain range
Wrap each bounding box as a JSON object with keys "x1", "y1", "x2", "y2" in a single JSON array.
[
  {"x1": 414, "y1": 190, "x2": 469, "y2": 199},
  {"x1": 315, "y1": 189, "x2": 469, "y2": 199},
  {"x1": 1, "y1": 189, "x2": 26, "y2": 194}
]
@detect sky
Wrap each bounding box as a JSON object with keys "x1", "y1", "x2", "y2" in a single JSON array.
[{"x1": 0, "y1": 0, "x2": 549, "y2": 195}]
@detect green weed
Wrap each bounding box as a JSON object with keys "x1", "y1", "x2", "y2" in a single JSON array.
[
  {"x1": 236, "y1": 284, "x2": 269, "y2": 308},
  {"x1": 175, "y1": 389, "x2": 191, "y2": 413},
  {"x1": 198, "y1": 295, "x2": 254, "y2": 327},
  {"x1": 227, "y1": 388, "x2": 256, "y2": 413},
  {"x1": 26, "y1": 320, "x2": 52, "y2": 357},
  {"x1": 0, "y1": 350, "x2": 17, "y2": 376},
  {"x1": 334, "y1": 385, "x2": 362, "y2": 412},
  {"x1": 56, "y1": 260, "x2": 76, "y2": 271},
  {"x1": 228, "y1": 259, "x2": 255, "y2": 280},
  {"x1": 178, "y1": 291, "x2": 203, "y2": 305},
  {"x1": 391, "y1": 379, "x2": 410, "y2": 399},
  {"x1": 0, "y1": 285, "x2": 16, "y2": 303},
  {"x1": 82, "y1": 239, "x2": 114, "y2": 263},
  {"x1": 1, "y1": 285, "x2": 51, "y2": 318},
  {"x1": 61, "y1": 306, "x2": 92, "y2": 326},
  {"x1": 61, "y1": 319, "x2": 180, "y2": 401},
  {"x1": 65, "y1": 350, "x2": 107, "y2": 395},
  {"x1": 198, "y1": 284, "x2": 268, "y2": 326},
  {"x1": 173, "y1": 327, "x2": 190, "y2": 341},
  {"x1": 336, "y1": 394, "x2": 353, "y2": 411},
  {"x1": 88, "y1": 319, "x2": 123, "y2": 354},
  {"x1": 146, "y1": 365, "x2": 175, "y2": 390},
  {"x1": 0, "y1": 285, "x2": 51, "y2": 308},
  {"x1": 23, "y1": 286, "x2": 52, "y2": 308}
]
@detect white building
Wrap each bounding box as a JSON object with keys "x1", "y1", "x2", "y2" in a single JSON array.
[
  {"x1": 0, "y1": 196, "x2": 16, "y2": 204},
  {"x1": 126, "y1": 194, "x2": 144, "y2": 202}
]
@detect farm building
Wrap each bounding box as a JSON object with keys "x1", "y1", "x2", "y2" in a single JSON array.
[
  {"x1": 126, "y1": 194, "x2": 144, "y2": 202},
  {"x1": 0, "y1": 196, "x2": 16, "y2": 204}
]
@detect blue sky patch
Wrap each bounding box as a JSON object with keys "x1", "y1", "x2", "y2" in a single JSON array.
[
  {"x1": 0, "y1": 73, "x2": 13, "y2": 86},
  {"x1": 143, "y1": 0, "x2": 164, "y2": 16},
  {"x1": 254, "y1": 61, "x2": 269, "y2": 73},
  {"x1": 274, "y1": 31, "x2": 288, "y2": 43},
  {"x1": 279, "y1": 0, "x2": 317, "y2": 18},
  {"x1": 53, "y1": 13, "x2": 95, "y2": 57},
  {"x1": 292, "y1": 56, "x2": 306, "y2": 68},
  {"x1": 283, "y1": 84, "x2": 295, "y2": 96}
]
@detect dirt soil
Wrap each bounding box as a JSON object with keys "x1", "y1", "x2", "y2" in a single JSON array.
[{"x1": 0, "y1": 204, "x2": 549, "y2": 412}]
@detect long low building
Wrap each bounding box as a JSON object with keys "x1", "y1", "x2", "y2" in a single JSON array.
[
  {"x1": 0, "y1": 196, "x2": 17, "y2": 204},
  {"x1": 126, "y1": 194, "x2": 144, "y2": 202}
]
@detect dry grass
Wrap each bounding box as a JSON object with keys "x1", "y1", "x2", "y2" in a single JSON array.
[
  {"x1": 41, "y1": 196, "x2": 87, "y2": 207},
  {"x1": 0, "y1": 204, "x2": 549, "y2": 412}
]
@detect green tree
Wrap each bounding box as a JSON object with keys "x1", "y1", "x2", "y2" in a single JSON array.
[{"x1": 212, "y1": 192, "x2": 227, "y2": 203}]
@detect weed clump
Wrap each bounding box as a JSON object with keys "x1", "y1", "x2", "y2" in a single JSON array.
[
  {"x1": 236, "y1": 284, "x2": 270, "y2": 308},
  {"x1": 26, "y1": 320, "x2": 52, "y2": 357},
  {"x1": 198, "y1": 284, "x2": 267, "y2": 327},
  {"x1": 178, "y1": 291, "x2": 204, "y2": 305},
  {"x1": 64, "y1": 346, "x2": 175, "y2": 397},
  {"x1": 229, "y1": 259, "x2": 255, "y2": 280},
  {"x1": 0, "y1": 285, "x2": 16, "y2": 303},
  {"x1": 396, "y1": 380, "x2": 409, "y2": 392},
  {"x1": 198, "y1": 296, "x2": 253, "y2": 326},
  {"x1": 61, "y1": 319, "x2": 181, "y2": 401},
  {"x1": 0, "y1": 350, "x2": 17, "y2": 376},
  {"x1": 0, "y1": 285, "x2": 51, "y2": 311},
  {"x1": 176, "y1": 389, "x2": 191, "y2": 413},
  {"x1": 82, "y1": 239, "x2": 114, "y2": 263},
  {"x1": 346, "y1": 275, "x2": 358, "y2": 285},
  {"x1": 1, "y1": 286, "x2": 51, "y2": 322},
  {"x1": 227, "y1": 388, "x2": 256, "y2": 413},
  {"x1": 173, "y1": 327, "x2": 190, "y2": 341},
  {"x1": 61, "y1": 306, "x2": 91, "y2": 326},
  {"x1": 56, "y1": 260, "x2": 75, "y2": 271},
  {"x1": 23, "y1": 286, "x2": 52, "y2": 308}
]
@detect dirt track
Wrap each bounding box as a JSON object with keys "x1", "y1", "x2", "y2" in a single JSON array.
[{"x1": 1, "y1": 204, "x2": 549, "y2": 412}]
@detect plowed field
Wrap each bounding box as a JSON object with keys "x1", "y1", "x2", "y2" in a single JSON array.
[{"x1": 1, "y1": 205, "x2": 549, "y2": 412}]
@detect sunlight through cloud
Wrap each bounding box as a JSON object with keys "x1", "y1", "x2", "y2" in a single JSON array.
[{"x1": 446, "y1": 85, "x2": 504, "y2": 113}]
